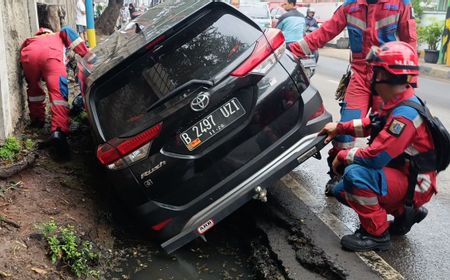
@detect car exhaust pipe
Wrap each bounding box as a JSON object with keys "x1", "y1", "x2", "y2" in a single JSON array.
[{"x1": 253, "y1": 186, "x2": 268, "y2": 202}]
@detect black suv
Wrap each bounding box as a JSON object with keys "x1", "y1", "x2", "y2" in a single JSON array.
[{"x1": 79, "y1": 0, "x2": 331, "y2": 253}]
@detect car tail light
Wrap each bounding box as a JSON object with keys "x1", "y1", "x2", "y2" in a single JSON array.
[
  {"x1": 97, "y1": 123, "x2": 162, "y2": 170},
  {"x1": 151, "y1": 218, "x2": 173, "y2": 231},
  {"x1": 231, "y1": 28, "x2": 285, "y2": 77},
  {"x1": 308, "y1": 104, "x2": 325, "y2": 122}
]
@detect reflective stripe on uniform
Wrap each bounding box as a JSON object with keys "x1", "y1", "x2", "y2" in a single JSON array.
[
  {"x1": 69, "y1": 37, "x2": 83, "y2": 50},
  {"x1": 353, "y1": 119, "x2": 364, "y2": 137},
  {"x1": 405, "y1": 145, "x2": 419, "y2": 156},
  {"x1": 334, "y1": 141, "x2": 355, "y2": 149},
  {"x1": 346, "y1": 15, "x2": 367, "y2": 30},
  {"x1": 412, "y1": 114, "x2": 423, "y2": 128},
  {"x1": 29, "y1": 95, "x2": 46, "y2": 102},
  {"x1": 415, "y1": 174, "x2": 432, "y2": 193},
  {"x1": 346, "y1": 147, "x2": 359, "y2": 163},
  {"x1": 375, "y1": 14, "x2": 400, "y2": 29},
  {"x1": 52, "y1": 100, "x2": 69, "y2": 108},
  {"x1": 298, "y1": 40, "x2": 312, "y2": 55},
  {"x1": 345, "y1": 192, "x2": 378, "y2": 206}
]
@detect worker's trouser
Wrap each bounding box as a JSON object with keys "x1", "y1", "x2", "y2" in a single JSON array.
[
  {"x1": 21, "y1": 49, "x2": 70, "y2": 133},
  {"x1": 332, "y1": 164, "x2": 435, "y2": 236}
]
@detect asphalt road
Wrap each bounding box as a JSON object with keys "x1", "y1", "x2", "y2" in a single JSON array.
[{"x1": 298, "y1": 55, "x2": 450, "y2": 280}]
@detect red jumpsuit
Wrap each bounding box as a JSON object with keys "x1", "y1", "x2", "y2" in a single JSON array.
[
  {"x1": 289, "y1": 0, "x2": 417, "y2": 155},
  {"x1": 331, "y1": 87, "x2": 436, "y2": 237},
  {"x1": 20, "y1": 27, "x2": 88, "y2": 133}
]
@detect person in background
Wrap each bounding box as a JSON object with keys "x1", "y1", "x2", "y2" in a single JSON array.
[
  {"x1": 276, "y1": 0, "x2": 305, "y2": 49},
  {"x1": 305, "y1": 8, "x2": 319, "y2": 31},
  {"x1": 120, "y1": 6, "x2": 130, "y2": 28},
  {"x1": 76, "y1": 0, "x2": 87, "y2": 42},
  {"x1": 129, "y1": 3, "x2": 138, "y2": 20}
]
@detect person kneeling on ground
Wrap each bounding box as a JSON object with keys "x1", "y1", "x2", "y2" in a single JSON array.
[
  {"x1": 20, "y1": 26, "x2": 89, "y2": 160},
  {"x1": 319, "y1": 41, "x2": 436, "y2": 252}
]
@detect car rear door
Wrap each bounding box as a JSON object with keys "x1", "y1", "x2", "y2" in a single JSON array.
[{"x1": 91, "y1": 2, "x2": 303, "y2": 206}]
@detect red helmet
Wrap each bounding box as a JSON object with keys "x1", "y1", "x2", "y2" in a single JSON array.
[
  {"x1": 35, "y1": 27, "x2": 53, "y2": 36},
  {"x1": 366, "y1": 41, "x2": 419, "y2": 76}
]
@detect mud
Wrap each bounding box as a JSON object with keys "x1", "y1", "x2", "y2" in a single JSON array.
[
  {"x1": 249, "y1": 234, "x2": 287, "y2": 280},
  {"x1": 254, "y1": 202, "x2": 347, "y2": 280},
  {"x1": 0, "y1": 122, "x2": 115, "y2": 279},
  {"x1": 0, "y1": 123, "x2": 344, "y2": 279}
]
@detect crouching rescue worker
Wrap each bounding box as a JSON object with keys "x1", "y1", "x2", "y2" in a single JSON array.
[
  {"x1": 20, "y1": 26, "x2": 88, "y2": 159},
  {"x1": 319, "y1": 42, "x2": 437, "y2": 251},
  {"x1": 289, "y1": 0, "x2": 418, "y2": 195}
]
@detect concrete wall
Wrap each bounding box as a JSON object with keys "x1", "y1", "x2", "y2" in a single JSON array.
[{"x1": 0, "y1": 0, "x2": 78, "y2": 140}]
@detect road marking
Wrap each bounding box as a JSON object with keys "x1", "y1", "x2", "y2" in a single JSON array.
[
  {"x1": 281, "y1": 174, "x2": 405, "y2": 280},
  {"x1": 327, "y1": 79, "x2": 339, "y2": 85}
]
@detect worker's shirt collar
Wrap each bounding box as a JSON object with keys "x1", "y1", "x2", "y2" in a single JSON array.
[{"x1": 382, "y1": 86, "x2": 415, "y2": 111}]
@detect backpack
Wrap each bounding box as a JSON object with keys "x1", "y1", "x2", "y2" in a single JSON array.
[{"x1": 400, "y1": 97, "x2": 450, "y2": 173}]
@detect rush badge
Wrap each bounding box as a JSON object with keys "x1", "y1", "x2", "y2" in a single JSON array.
[{"x1": 388, "y1": 119, "x2": 406, "y2": 136}]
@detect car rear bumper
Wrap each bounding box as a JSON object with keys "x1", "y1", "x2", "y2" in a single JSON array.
[{"x1": 161, "y1": 128, "x2": 330, "y2": 253}]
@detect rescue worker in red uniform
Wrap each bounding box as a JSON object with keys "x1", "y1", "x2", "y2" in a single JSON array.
[
  {"x1": 20, "y1": 26, "x2": 88, "y2": 157},
  {"x1": 319, "y1": 42, "x2": 435, "y2": 251},
  {"x1": 289, "y1": 0, "x2": 418, "y2": 194}
]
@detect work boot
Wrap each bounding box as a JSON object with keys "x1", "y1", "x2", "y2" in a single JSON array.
[
  {"x1": 29, "y1": 119, "x2": 45, "y2": 129},
  {"x1": 389, "y1": 207, "x2": 428, "y2": 236},
  {"x1": 325, "y1": 175, "x2": 339, "y2": 197},
  {"x1": 38, "y1": 129, "x2": 71, "y2": 161},
  {"x1": 341, "y1": 228, "x2": 391, "y2": 252}
]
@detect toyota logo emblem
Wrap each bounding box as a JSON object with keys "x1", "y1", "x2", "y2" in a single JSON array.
[{"x1": 190, "y1": 92, "x2": 210, "y2": 112}]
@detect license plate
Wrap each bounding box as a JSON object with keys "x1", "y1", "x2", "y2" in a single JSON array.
[{"x1": 180, "y1": 98, "x2": 246, "y2": 151}]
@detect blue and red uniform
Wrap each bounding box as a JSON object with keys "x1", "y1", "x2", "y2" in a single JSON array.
[
  {"x1": 289, "y1": 0, "x2": 417, "y2": 157},
  {"x1": 20, "y1": 26, "x2": 88, "y2": 133},
  {"x1": 332, "y1": 87, "x2": 436, "y2": 237}
]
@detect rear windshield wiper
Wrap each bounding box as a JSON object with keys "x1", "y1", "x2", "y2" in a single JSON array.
[{"x1": 146, "y1": 79, "x2": 214, "y2": 112}]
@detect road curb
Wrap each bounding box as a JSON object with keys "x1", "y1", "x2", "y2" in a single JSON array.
[
  {"x1": 419, "y1": 65, "x2": 450, "y2": 80},
  {"x1": 275, "y1": 173, "x2": 405, "y2": 280}
]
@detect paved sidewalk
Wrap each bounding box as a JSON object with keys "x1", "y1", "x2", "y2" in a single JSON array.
[{"x1": 320, "y1": 47, "x2": 450, "y2": 80}]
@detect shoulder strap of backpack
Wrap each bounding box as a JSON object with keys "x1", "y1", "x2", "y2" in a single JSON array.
[
  {"x1": 399, "y1": 99, "x2": 427, "y2": 117},
  {"x1": 396, "y1": 98, "x2": 426, "y2": 207}
]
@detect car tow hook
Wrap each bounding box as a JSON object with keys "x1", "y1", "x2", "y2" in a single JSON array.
[
  {"x1": 312, "y1": 152, "x2": 322, "y2": 160},
  {"x1": 253, "y1": 186, "x2": 268, "y2": 202}
]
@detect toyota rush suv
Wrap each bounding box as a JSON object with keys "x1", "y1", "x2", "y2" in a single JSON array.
[{"x1": 78, "y1": 0, "x2": 332, "y2": 253}]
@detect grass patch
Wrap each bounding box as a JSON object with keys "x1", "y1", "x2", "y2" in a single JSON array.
[
  {"x1": 0, "y1": 136, "x2": 35, "y2": 161},
  {"x1": 0, "y1": 137, "x2": 21, "y2": 161},
  {"x1": 39, "y1": 221, "x2": 100, "y2": 278}
]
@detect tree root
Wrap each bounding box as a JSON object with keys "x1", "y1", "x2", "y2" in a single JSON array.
[
  {"x1": 0, "y1": 214, "x2": 20, "y2": 228},
  {"x1": 0, "y1": 152, "x2": 37, "y2": 179}
]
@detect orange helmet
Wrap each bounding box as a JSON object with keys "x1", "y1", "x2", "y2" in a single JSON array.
[
  {"x1": 35, "y1": 27, "x2": 53, "y2": 36},
  {"x1": 366, "y1": 41, "x2": 419, "y2": 76}
]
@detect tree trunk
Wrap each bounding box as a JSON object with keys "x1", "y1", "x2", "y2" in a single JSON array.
[{"x1": 95, "y1": 0, "x2": 124, "y2": 35}]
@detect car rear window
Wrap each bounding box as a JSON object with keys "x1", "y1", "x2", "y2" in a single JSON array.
[{"x1": 93, "y1": 9, "x2": 261, "y2": 140}]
